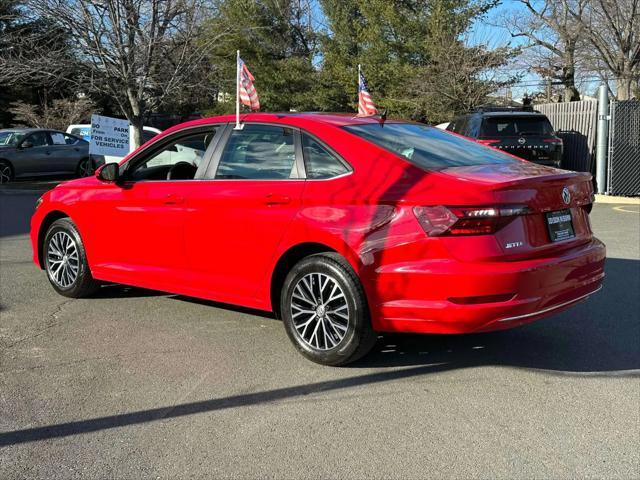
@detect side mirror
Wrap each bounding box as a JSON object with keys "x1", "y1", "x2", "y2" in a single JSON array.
[
  {"x1": 20, "y1": 140, "x2": 34, "y2": 149},
  {"x1": 96, "y1": 162, "x2": 120, "y2": 182}
]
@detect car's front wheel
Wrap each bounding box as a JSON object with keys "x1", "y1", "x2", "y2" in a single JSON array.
[
  {"x1": 0, "y1": 161, "x2": 13, "y2": 184},
  {"x1": 281, "y1": 253, "x2": 377, "y2": 366},
  {"x1": 76, "y1": 158, "x2": 94, "y2": 177},
  {"x1": 43, "y1": 218, "x2": 100, "y2": 297}
]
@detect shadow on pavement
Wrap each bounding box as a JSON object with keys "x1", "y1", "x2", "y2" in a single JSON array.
[{"x1": 0, "y1": 258, "x2": 637, "y2": 447}]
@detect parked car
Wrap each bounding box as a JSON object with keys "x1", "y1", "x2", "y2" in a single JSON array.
[
  {"x1": 66, "y1": 124, "x2": 162, "y2": 163},
  {"x1": 0, "y1": 128, "x2": 103, "y2": 184},
  {"x1": 447, "y1": 107, "x2": 564, "y2": 167},
  {"x1": 31, "y1": 113, "x2": 605, "y2": 365}
]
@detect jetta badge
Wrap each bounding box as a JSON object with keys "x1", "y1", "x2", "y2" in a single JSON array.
[
  {"x1": 518, "y1": 137, "x2": 526, "y2": 145},
  {"x1": 562, "y1": 187, "x2": 571, "y2": 204}
]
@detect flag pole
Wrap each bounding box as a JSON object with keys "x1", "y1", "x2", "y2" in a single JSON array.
[{"x1": 235, "y1": 49, "x2": 241, "y2": 130}]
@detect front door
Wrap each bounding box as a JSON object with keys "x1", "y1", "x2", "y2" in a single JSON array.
[
  {"x1": 17, "y1": 131, "x2": 54, "y2": 176},
  {"x1": 184, "y1": 123, "x2": 305, "y2": 307},
  {"x1": 84, "y1": 126, "x2": 221, "y2": 291}
]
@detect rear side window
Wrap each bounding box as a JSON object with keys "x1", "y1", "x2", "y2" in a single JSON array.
[
  {"x1": 481, "y1": 116, "x2": 553, "y2": 137},
  {"x1": 343, "y1": 123, "x2": 517, "y2": 170},
  {"x1": 302, "y1": 133, "x2": 350, "y2": 179},
  {"x1": 216, "y1": 124, "x2": 297, "y2": 180}
]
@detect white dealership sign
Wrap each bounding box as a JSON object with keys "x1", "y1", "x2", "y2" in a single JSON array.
[{"x1": 89, "y1": 114, "x2": 130, "y2": 158}]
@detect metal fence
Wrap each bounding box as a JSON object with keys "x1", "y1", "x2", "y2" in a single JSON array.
[
  {"x1": 536, "y1": 100, "x2": 598, "y2": 172},
  {"x1": 608, "y1": 100, "x2": 640, "y2": 196}
]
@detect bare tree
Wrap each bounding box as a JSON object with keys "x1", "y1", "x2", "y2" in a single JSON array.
[
  {"x1": 503, "y1": 0, "x2": 587, "y2": 102},
  {"x1": 571, "y1": 0, "x2": 640, "y2": 100},
  {"x1": 9, "y1": 97, "x2": 98, "y2": 130},
  {"x1": 1, "y1": 0, "x2": 228, "y2": 146}
]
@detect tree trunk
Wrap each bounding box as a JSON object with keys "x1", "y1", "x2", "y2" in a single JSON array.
[
  {"x1": 130, "y1": 116, "x2": 144, "y2": 151},
  {"x1": 616, "y1": 77, "x2": 632, "y2": 101},
  {"x1": 562, "y1": 60, "x2": 580, "y2": 102}
]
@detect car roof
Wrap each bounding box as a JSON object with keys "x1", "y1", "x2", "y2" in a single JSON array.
[
  {"x1": 172, "y1": 112, "x2": 406, "y2": 131},
  {"x1": 476, "y1": 111, "x2": 548, "y2": 118},
  {"x1": 0, "y1": 128, "x2": 65, "y2": 133}
]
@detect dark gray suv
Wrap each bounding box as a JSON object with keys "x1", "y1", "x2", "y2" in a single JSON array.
[{"x1": 0, "y1": 128, "x2": 103, "y2": 184}]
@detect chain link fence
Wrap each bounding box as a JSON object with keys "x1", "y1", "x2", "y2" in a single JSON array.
[{"x1": 608, "y1": 100, "x2": 640, "y2": 196}]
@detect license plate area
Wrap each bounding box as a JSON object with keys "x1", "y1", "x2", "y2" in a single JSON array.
[{"x1": 546, "y1": 209, "x2": 575, "y2": 242}]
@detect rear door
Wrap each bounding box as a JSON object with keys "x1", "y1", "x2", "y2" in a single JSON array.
[
  {"x1": 183, "y1": 123, "x2": 305, "y2": 307},
  {"x1": 47, "y1": 131, "x2": 86, "y2": 173}
]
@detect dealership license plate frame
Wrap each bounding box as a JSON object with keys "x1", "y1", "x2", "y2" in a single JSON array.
[{"x1": 545, "y1": 209, "x2": 575, "y2": 242}]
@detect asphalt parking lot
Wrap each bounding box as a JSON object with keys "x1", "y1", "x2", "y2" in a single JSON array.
[{"x1": 1, "y1": 180, "x2": 639, "y2": 479}]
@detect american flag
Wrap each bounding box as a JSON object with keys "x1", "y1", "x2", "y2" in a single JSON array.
[
  {"x1": 238, "y1": 56, "x2": 260, "y2": 111},
  {"x1": 357, "y1": 68, "x2": 377, "y2": 117}
]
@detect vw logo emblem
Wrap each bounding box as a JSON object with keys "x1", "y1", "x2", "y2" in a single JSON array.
[
  {"x1": 518, "y1": 137, "x2": 526, "y2": 145},
  {"x1": 562, "y1": 187, "x2": 571, "y2": 204}
]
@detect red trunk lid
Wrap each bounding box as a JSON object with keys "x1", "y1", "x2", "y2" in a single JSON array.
[{"x1": 439, "y1": 162, "x2": 595, "y2": 260}]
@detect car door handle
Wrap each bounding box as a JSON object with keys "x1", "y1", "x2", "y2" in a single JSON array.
[
  {"x1": 264, "y1": 193, "x2": 291, "y2": 205},
  {"x1": 163, "y1": 194, "x2": 185, "y2": 205}
]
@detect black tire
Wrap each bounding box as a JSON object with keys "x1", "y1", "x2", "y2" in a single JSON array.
[
  {"x1": 0, "y1": 160, "x2": 14, "y2": 184},
  {"x1": 76, "y1": 157, "x2": 94, "y2": 177},
  {"x1": 281, "y1": 253, "x2": 377, "y2": 366},
  {"x1": 43, "y1": 218, "x2": 101, "y2": 298}
]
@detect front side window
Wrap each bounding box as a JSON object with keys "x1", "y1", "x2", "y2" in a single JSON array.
[
  {"x1": 127, "y1": 129, "x2": 217, "y2": 181},
  {"x1": 25, "y1": 132, "x2": 49, "y2": 147},
  {"x1": 343, "y1": 123, "x2": 518, "y2": 170},
  {"x1": 216, "y1": 124, "x2": 296, "y2": 180},
  {"x1": 302, "y1": 133, "x2": 350, "y2": 179}
]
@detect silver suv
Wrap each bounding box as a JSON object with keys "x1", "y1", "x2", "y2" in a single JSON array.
[{"x1": 0, "y1": 128, "x2": 103, "y2": 184}]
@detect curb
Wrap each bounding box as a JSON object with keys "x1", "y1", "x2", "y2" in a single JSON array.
[{"x1": 595, "y1": 194, "x2": 640, "y2": 205}]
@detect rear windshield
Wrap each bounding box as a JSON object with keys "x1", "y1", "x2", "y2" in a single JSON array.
[
  {"x1": 481, "y1": 116, "x2": 553, "y2": 137},
  {"x1": 343, "y1": 123, "x2": 517, "y2": 170}
]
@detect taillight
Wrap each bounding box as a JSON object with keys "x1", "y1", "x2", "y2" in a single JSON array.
[
  {"x1": 477, "y1": 139, "x2": 500, "y2": 146},
  {"x1": 413, "y1": 205, "x2": 531, "y2": 236}
]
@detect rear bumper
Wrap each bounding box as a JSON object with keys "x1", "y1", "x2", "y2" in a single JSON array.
[{"x1": 371, "y1": 238, "x2": 606, "y2": 334}]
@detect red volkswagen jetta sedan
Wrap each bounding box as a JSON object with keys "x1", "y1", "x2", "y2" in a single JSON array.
[{"x1": 30, "y1": 113, "x2": 605, "y2": 365}]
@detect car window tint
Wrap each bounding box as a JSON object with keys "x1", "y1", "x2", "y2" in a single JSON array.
[
  {"x1": 27, "y1": 132, "x2": 49, "y2": 147},
  {"x1": 216, "y1": 125, "x2": 296, "y2": 180},
  {"x1": 0, "y1": 131, "x2": 25, "y2": 146},
  {"x1": 142, "y1": 130, "x2": 158, "y2": 143},
  {"x1": 128, "y1": 129, "x2": 216, "y2": 181},
  {"x1": 302, "y1": 133, "x2": 349, "y2": 179},
  {"x1": 343, "y1": 123, "x2": 518, "y2": 170},
  {"x1": 63, "y1": 133, "x2": 81, "y2": 145},
  {"x1": 50, "y1": 132, "x2": 67, "y2": 145},
  {"x1": 481, "y1": 116, "x2": 554, "y2": 137}
]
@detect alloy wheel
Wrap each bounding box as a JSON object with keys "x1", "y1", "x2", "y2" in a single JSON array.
[
  {"x1": 290, "y1": 272, "x2": 350, "y2": 351},
  {"x1": 0, "y1": 164, "x2": 11, "y2": 184},
  {"x1": 47, "y1": 231, "x2": 80, "y2": 288},
  {"x1": 78, "y1": 159, "x2": 93, "y2": 177}
]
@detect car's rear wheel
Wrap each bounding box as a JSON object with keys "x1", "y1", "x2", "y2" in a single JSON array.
[
  {"x1": 281, "y1": 253, "x2": 377, "y2": 366},
  {"x1": 44, "y1": 218, "x2": 100, "y2": 298},
  {"x1": 0, "y1": 161, "x2": 13, "y2": 184},
  {"x1": 76, "y1": 158, "x2": 93, "y2": 177}
]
